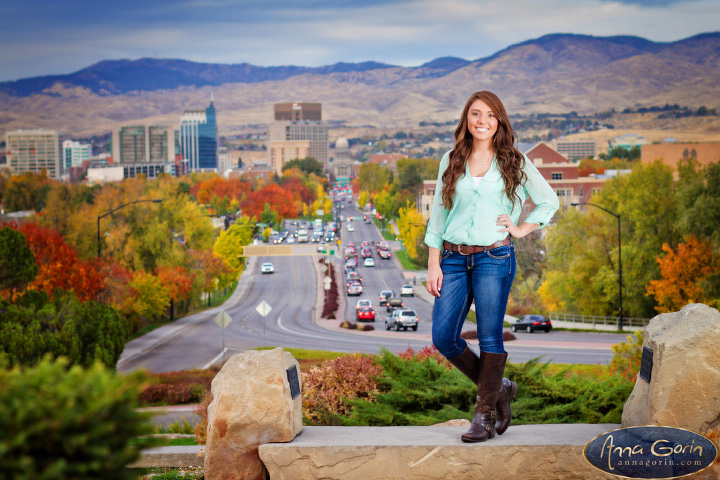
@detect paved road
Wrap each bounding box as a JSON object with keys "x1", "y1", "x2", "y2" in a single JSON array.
[{"x1": 118, "y1": 197, "x2": 627, "y2": 374}]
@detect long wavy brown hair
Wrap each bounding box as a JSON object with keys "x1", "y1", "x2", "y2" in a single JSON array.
[{"x1": 441, "y1": 91, "x2": 527, "y2": 211}]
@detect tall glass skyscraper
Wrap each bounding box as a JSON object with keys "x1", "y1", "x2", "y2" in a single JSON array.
[{"x1": 180, "y1": 98, "x2": 218, "y2": 171}]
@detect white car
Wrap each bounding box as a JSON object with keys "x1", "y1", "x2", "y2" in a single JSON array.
[
  {"x1": 364, "y1": 257, "x2": 375, "y2": 267},
  {"x1": 401, "y1": 284, "x2": 414, "y2": 296},
  {"x1": 356, "y1": 299, "x2": 373, "y2": 310},
  {"x1": 347, "y1": 224, "x2": 355, "y2": 232},
  {"x1": 261, "y1": 262, "x2": 274, "y2": 274}
]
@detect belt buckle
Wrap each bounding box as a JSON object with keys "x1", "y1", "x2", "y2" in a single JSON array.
[{"x1": 457, "y1": 244, "x2": 472, "y2": 255}]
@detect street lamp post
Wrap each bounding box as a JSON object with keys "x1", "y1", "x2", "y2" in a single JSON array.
[
  {"x1": 571, "y1": 202, "x2": 623, "y2": 331},
  {"x1": 97, "y1": 199, "x2": 163, "y2": 258}
]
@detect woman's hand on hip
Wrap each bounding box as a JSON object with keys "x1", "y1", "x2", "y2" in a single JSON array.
[
  {"x1": 496, "y1": 214, "x2": 519, "y2": 237},
  {"x1": 426, "y1": 263, "x2": 443, "y2": 297}
]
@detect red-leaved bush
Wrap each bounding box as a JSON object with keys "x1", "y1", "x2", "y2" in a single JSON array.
[
  {"x1": 320, "y1": 258, "x2": 339, "y2": 319},
  {"x1": 138, "y1": 368, "x2": 218, "y2": 406},
  {"x1": 398, "y1": 345, "x2": 452, "y2": 370},
  {"x1": 302, "y1": 354, "x2": 382, "y2": 425}
]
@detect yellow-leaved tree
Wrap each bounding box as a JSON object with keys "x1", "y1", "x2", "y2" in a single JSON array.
[
  {"x1": 397, "y1": 201, "x2": 425, "y2": 260},
  {"x1": 213, "y1": 215, "x2": 255, "y2": 277}
]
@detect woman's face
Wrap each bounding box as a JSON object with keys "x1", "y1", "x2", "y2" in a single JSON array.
[{"x1": 466, "y1": 99, "x2": 498, "y2": 144}]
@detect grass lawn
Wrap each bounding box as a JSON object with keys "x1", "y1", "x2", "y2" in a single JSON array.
[
  {"x1": 255, "y1": 347, "x2": 348, "y2": 372},
  {"x1": 395, "y1": 250, "x2": 424, "y2": 271}
]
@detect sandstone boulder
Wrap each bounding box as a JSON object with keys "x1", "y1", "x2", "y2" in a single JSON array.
[
  {"x1": 204, "y1": 348, "x2": 302, "y2": 480},
  {"x1": 622, "y1": 303, "x2": 720, "y2": 478}
]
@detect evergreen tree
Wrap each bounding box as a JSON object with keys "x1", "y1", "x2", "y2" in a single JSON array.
[{"x1": 0, "y1": 226, "x2": 38, "y2": 294}]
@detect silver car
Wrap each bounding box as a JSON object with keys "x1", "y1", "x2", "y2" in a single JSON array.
[{"x1": 385, "y1": 309, "x2": 419, "y2": 331}]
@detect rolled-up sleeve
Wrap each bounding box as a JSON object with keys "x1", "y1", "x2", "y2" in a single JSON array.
[
  {"x1": 522, "y1": 156, "x2": 560, "y2": 228},
  {"x1": 424, "y1": 151, "x2": 451, "y2": 249}
]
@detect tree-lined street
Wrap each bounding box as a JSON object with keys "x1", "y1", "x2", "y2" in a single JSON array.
[{"x1": 118, "y1": 194, "x2": 626, "y2": 374}]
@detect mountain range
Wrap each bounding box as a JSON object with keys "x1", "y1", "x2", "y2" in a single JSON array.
[{"x1": 1, "y1": 32, "x2": 719, "y2": 135}]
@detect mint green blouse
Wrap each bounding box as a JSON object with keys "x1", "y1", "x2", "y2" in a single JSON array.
[{"x1": 424, "y1": 150, "x2": 559, "y2": 249}]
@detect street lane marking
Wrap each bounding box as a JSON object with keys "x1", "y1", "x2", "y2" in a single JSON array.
[{"x1": 203, "y1": 348, "x2": 228, "y2": 369}]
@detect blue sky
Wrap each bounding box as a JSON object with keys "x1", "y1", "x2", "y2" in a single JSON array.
[{"x1": 0, "y1": 0, "x2": 717, "y2": 82}]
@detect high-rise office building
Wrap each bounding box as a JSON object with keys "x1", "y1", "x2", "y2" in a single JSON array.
[
  {"x1": 180, "y1": 98, "x2": 218, "y2": 172},
  {"x1": 274, "y1": 102, "x2": 322, "y2": 121},
  {"x1": 268, "y1": 102, "x2": 328, "y2": 168},
  {"x1": 110, "y1": 125, "x2": 175, "y2": 178},
  {"x1": 218, "y1": 146, "x2": 234, "y2": 172},
  {"x1": 556, "y1": 139, "x2": 596, "y2": 161},
  {"x1": 269, "y1": 140, "x2": 310, "y2": 175},
  {"x1": 6, "y1": 129, "x2": 62, "y2": 178},
  {"x1": 62, "y1": 140, "x2": 91, "y2": 169}
]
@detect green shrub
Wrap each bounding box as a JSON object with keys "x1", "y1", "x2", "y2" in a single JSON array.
[
  {"x1": 610, "y1": 330, "x2": 644, "y2": 382},
  {"x1": 313, "y1": 346, "x2": 634, "y2": 427},
  {"x1": 506, "y1": 358, "x2": 633, "y2": 425},
  {"x1": 0, "y1": 290, "x2": 128, "y2": 368},
  {"x1": 343, "y1": 348, "x2": 474, "y2": 426},
  {"x1": 0, "y1": 356, "x2": 161, "y2": 479}
]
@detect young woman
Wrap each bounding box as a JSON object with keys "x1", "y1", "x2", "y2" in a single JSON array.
[{"x1": 425, "y1": 91, "x2": 559, "y2": 442}]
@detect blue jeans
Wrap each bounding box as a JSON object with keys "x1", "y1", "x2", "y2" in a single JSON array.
[{"x1": 432, "y1": 243, "x2": 516, "y2": 358}]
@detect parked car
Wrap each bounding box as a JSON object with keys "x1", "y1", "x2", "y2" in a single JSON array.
[
  {"x1": 356, "y1": 306, "x2": 375, "y2": 322},
  {"x1": 356, "y1": 299, "x2": 372, "y2": 310},
  {"x1": 261, "y1": 262, "x2": 274, "y2": 274},
  {"x1": 386, "y1": 297, "x2": 405, "y2": 313},
  {"x1": 346, "y1": 281, "x2": 363, "y2": 296},
  {"x1": 385, "y1": 309, "x2": 419, "y2": 331},
  {"x1": 378, "y1": 290, "x2": 395, "y2": 306},
  {"x1": 378, "y1": 248, "x2": 391, "y2": 259},
  {"x1": 401, "y1": 284, "x2": 414, "y2": 296},
  {"x1": 364, "y1": 257, "x2": 375, "y2": 267},
  {"x1": 511, "y1": 315, "x2": 552, "y2": 333}
]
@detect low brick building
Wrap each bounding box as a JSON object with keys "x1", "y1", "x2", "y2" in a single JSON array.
[{"x1": 641, "y1": 142, "x2": 720, "y2": 170}]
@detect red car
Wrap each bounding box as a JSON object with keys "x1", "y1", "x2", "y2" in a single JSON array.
[{"x1": 356, "y1": 306, "x2": 376, "y2": 322}]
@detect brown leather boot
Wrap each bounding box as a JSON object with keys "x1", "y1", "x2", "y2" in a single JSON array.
[
  {"x1": 461, "y1": 351, "x2": 506, "y2": 443},
  {"x1": 448, "y1": 346, "x2": 516, "y2": 434},
  {"x1": 494, "y1": 377, "x2": 518, "y2": 435},
  {"x1": 447, "y1": 346, "x2": 480, "y2": 383}
]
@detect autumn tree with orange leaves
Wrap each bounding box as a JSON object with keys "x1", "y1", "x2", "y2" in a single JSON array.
[
  {"x1": 646, "y1": 235, "x2": 719, "y2": 313},
  {"x1": 14, "y1": 223, "x2": 105, "y2": 302},
  {"x1": 240, "y1": 183, "x2": 298, "y2": 221}
]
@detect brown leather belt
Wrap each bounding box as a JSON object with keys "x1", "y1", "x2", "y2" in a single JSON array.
[{"x1": 443, "y1": 237, "x2": 511, "y2": 255}]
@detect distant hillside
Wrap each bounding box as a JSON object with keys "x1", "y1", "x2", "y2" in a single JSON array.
[
  {"x1": 0, "y1": 59, "x2": 399, "y2": 96},
  {"x1": 0, "y1": 32, "x2": 718, "y2": 134}
]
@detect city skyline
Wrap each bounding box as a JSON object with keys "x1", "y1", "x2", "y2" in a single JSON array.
[{"x1": 1, "y1": 0, "x2": 718, "y2": 82}]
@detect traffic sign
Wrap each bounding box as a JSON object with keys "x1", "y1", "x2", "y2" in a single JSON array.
[
  {"x1": 213, "y1": 311, "x2": 233, "y2": 328},
  {"x1": 256, "y1": 300, "x2": 272, "y2": 317}
]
